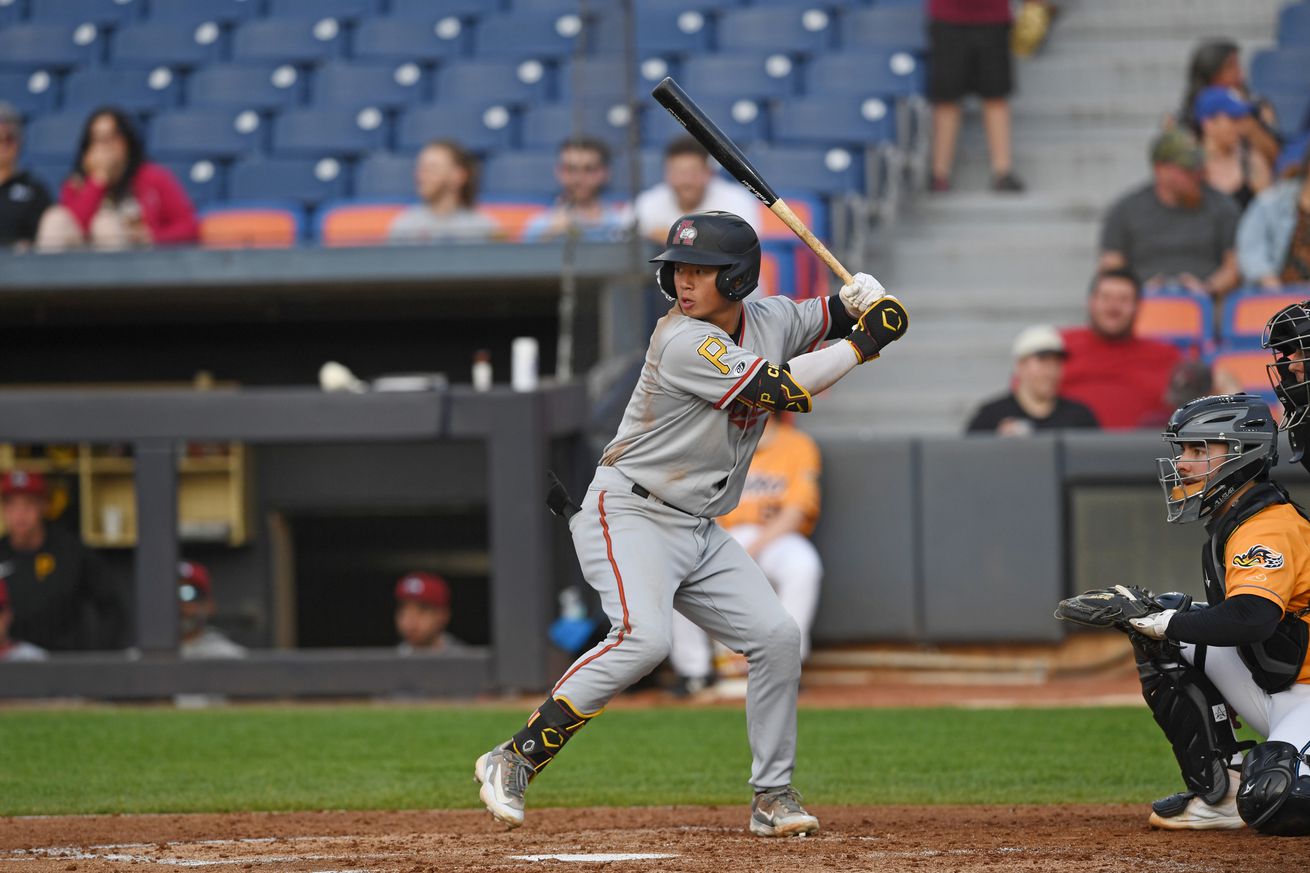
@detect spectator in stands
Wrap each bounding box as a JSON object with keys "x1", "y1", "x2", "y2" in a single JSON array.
[
  {"x1": 395, "y1": 571, "x2": 468, "y2": 655},
  {"x1": 1099, "y1": 129, "x2": 1240, "y2": 300},
  {"x1": 927, "y1": 0, "x2": 1025, "y2": 193},
  {"x1": 1237, "y1": 144, "x2": 1310, "y2": 290},
  {"x1": 634, "y1": 136, "x2": 762, "y2": 242},
  {"x1": 1177, "y1": 40, "x2": 1280, "y2": 167},
  {"x1": 521, "y1": 137, "x2": 632, "y2": 243},
  {"x1": 387, "y1": 139, "x2": 501, "y2": 245},
  {"x1": 668, "y1": 413, "x2": 823, "y2": 698},
  {"x1": 0, "y1": 579, "x2": 47, "y2": 662},
  {"x1": 1195, "y1": 87, "x2": 1271, "y2": 213},
  {"x1": 0, "y1": 102, "x2": 52, "y2": 249},
  {"x1": 177, "y1": 560, "x2": 246, "y2": 659},
  {"x1": 0, "y1": 470, "x2": 125, "y2": 650},
  {"x1": 965, "y1": 325, "x2": 1099, "y2": 434},
  {"x1": 1059, "y1": 269, "x2": 1182, "y2": 430},
  {"x1": 34, "y1": 107, "x2": 197, "y2": 251}
]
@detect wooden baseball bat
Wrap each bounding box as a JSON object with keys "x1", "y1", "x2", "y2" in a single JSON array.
[{"x1": 650, "y1": 76, "x2": 855, "y2": 287}]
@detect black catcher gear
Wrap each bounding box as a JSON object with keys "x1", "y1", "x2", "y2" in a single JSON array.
[
  {"x1": 1237, "y1": 741, "x2": 1310, "y2": 836},
  {"x1": 1157, "y1": 394, "x2": 1278, "y2": 524},
  {"x1": 651, "y1": 211, "x2": 761, "y2": 302}
]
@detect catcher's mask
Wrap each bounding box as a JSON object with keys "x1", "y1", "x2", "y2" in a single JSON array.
[
  {"x1": 1157, "y1": 394, "x2": 1277, "y2": 524},
  {"x1": 1263, "y1": 300, "x2": 1310, "y2": 430},
  {"x1": 650, "y1": 210, "x2": 760, "y2": 302}
]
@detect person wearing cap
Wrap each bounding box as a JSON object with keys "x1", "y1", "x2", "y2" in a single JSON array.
[
  {"x1": 966, "y1": 325, "x2": 1099, "y2": 434},
  {"x1": 0, "y1": 470, "x2": 125, "y2": 650},
  {"x1": 520, "y1": 137, "x2": 633, "y2": 243},
  {"x1": 1100, "y1": 128, "x2": 1241, "y2": 300},
  {"x1": 177, "y1": 560, "x2": 246, "y2": 660},
  {"x1": 0, "y1": 101, "x2": 53, "y2": 248},
  {"x1": 1195, "y1": 86, "x2": 1271, "y2": 213},
  {"x1": 1058, "y1": 268, "x2": 1183, "y2": 430},
  {"x1": 394, "y1": 571, "x2": 468, "y2": 655},
  {"x1": 1237, "y1": 136, "x2": 1310, "y2": 291},
  {"x1": 0, "y1": 578, "x2": 47, "y2": 662}
]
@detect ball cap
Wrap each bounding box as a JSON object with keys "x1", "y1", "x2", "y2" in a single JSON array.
[
  {"x1": 395, "y1": 571, "x2": 450, "y2": 609},
  {"x1": 1012, "y1": 325, "x2": 1066, "y2": 361},
  {"x1": 177, "y1": 560, "x2": 212, "y2": 602},
  {"x1": 1150, "y1": 129, "x2": 1204, "y2": 170},
  {"x1": 1194, "y1": 86, "x2": 1253, "y2": 122},
  {"x1": 1, "y1": 470, "x2": 47, "y2": 498},
  {"x1": 650, "y1": 210, "x2": 757, "y2": 267}
]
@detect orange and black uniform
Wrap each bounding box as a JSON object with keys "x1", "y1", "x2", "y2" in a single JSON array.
[
  {"x1": 717, "y1": 422, "x2": 821, "y2": 535},
  {"x1": 0, "y1": 525, "x2": 125, "y2": 650}
]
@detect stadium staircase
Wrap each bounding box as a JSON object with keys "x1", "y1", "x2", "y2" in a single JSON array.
[{"x1": 811, "y1": 0, "x2": 1287, "y2": 436}]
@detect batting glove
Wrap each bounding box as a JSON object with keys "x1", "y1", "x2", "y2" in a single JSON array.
[
  {"x1": 839, "y1": 272, "x2": 886, "y2": 317},
  {"x1": 1128, "y1": 609, "x2": 1177, "y2": 640}
]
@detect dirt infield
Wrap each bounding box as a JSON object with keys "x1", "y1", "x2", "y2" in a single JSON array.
[{"x1": 0, "y1": 805, "x2": 1290, "y2": 873}]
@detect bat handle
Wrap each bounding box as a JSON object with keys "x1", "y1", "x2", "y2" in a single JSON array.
[{"x1": 768, "y1": 200, "x2": 855, "y2": 287}]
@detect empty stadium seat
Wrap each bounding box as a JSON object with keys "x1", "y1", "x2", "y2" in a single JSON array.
[
  {"x1": 520, "y1": 102, "x2": 637, "y2": 150},
  {"x1": 149, "y1": 108, "x2": 265, "y2": 161},
  {"x1": 186, "y1": 64, "x2": 305, "y2": 111},
  {"x1": 433, "y1": 59, "x2": 553, "y2": 105},
  {"x1": 678, "y1": 52, "x2": 800, "y2": 100},
  {"x1": 758, "y1": 190, "x2": 825, "y2": 241},
  {"x1": 231, "y1": 17, "x2": 345, "y2": 66},
  {"x1": 1279, "y1": 1, "x2": 1310, "y2": 47},
  {"x1": 1134, "y1": 292, "x2": 1212, "y2": 349},
  {"x1": 316, "y1": 199, "x2": 408, "y2": 247},
  {"x1": 22, "y1": 110, "x2": 88, "y2": 162},
  {"x1": 396, "y1": 104, "x2": 516, "y2": 154},
  {"x1": 199, "y1": 202, "x2": 303, "y2": 248},
  {"x1": 159, "y1": 158, "x2": 224, "y2": 208},
  {"x1": 0, "y1": 23, "x2": 101, "y2": 70},
  {"x1": 592, "y1": 4, "x2": 712, "y2": 58},
  {"x1": 1222, "y1": 290, "x2": 1309, "y2": 341},
  {"x1": 806, "y1": 50, "x2": 927, "y2": 99},
  {"x1": 270, "y1": 107, "x2": 388, "y2": 158},
  {"x1": 62, "y1": 67, "x2": 181, "y2": 113},
  {"x1": 28, "y1": 0, "x2": 141, "y2": 26},
  {"x1": 472, "y1": 11, "x2": 585, "y2": 61},
  {"x1": 640, "y1": 94, "x2": 766, "y2": 148},
  {"x1": 26, "y1": 159, "x2": 70, "y2": 196},
  {"x1": 555, "y1": 57, "x2": 676, "y2": 102},
  {"x1": 267, "y1": 0, "x2": 383, "y2": 22},
  {"x1": 351, "y1": 15, "x2": 468, "y2": 64},
  {"x1": 1267, "y1": 92, "x2": 1310, "y2": 139},
  {"x1": 0, "y1": 70, "x2": 58, "y2": 117},
  {"x1": 769, "y1": 95, "x2": 897, "y2": 150},
  {"x1": 480, "y1": 151, "x2": 561, "y2": 197},
  {"x1": 110, "y1": 20, "x2": 225, "y2": 69},
  {"x1": 0, "y1": 0, "x2": 26, "y2": 27},
  {"x1": 744, "y1": 144, "x2": 861, "y2": 197},
  {"x1": 1250, "y1": 48, "x2": 1310, "y2": 97},
  {"x1": 354, "y1": 152, "x2": 418, "y2": 199},
  {"x1": 715, "y1": 5, "x2": 834, "y2": 56},
  {"x1": 228, "y1": 156, "x2": 350, "y2": 206},
  {"x1": 310, "y1": 61, "x2": 427, "y2": 110},
  {"x1": 843, "y1": 5, "x2": 928, "y2": 53},
  {"x1": 389, "y1": 0, "x2": 494, "y2": 18},
  {"x1": 1210, "y1": 348, "x2": 1278, "y2": 402},
  {"x1": 143, "y1": 0, "x2": 258, "y2": 26}
]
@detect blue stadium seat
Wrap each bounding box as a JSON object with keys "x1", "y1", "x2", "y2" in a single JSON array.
[
  {"x1": 267, "y1": 0, "x2": 384, "y2": 22},
  {"x1": 480, "y1": 150, "x2": 561, "y2": 197},
  {"x1": 21, "y1": 110, "x2": 87, "y2": 162},
  {"x1": 434, "y1": 58, "x2": 553, "y2": 105},
  {"x1": 227, "y1": 156, "x2": 350, "y2": 206},
  {"x1": 592, "y1": 2, "x2": 714, "y2": 59},
  {"x1": 806, "y1": 50, "x2": 926, "y2": 99},
  {"x1": 149, "y1": 108, "x2": 265, "y2": 161},
  {"x1": 351, "y1": 15, "x2": 468, "y2": 64},
  {"x1": 0, "y1": 23, "x2": 101, "y2": 70},
  {"x1": 0, "y1": 70, "x2": 58, "y2": 117},
  {"x1": 389, "y1": 0, "x2": 497, "y2": 17},
  {"x1": 354, "y1": 151, "x2": 417, "y2": 199},
  {"x1": 715, "y1": 6, "x2": 834, "y2": 56},
  {"x1": 231, "y1": 17, "x2": 346, "y2": 66},
  {"x1": 158, "y1": 157, "x2": 224, "y2": 208},
  {"x1": 26, "y1": 159, "x2": 70, "y2": 196},
  {"x1": 309, "y1": 61, "x2": 427, "y2": 110},
  {"x1": 843, "y1": 5, "x2": 927, "y2": 53},
  {"x1": 608, "y1": 146, "x2": 666, "y2": 193},
  {"x1": 769, "y1": 96, "x2": 897, "y2": 149},
  {"x1": 555, "y1": 56, "x2": 676, "y2": 102},
  {"x1": 1278, "y1": 1, "x2": 1310, "y2": 47},
  {"x1": 28, "y1": 0, "x2": 141, "y2": 26},
  {"x1": 270, "y1": 107, "x2": 388, "y2": 158},
  {"x1": 186, "y1": 64, "x2": 306, "y2": 111},
  {"x1": 640, "y1": 94, "x2": 766, "y2": 148},
  {"x1": 1268, "y1": 91, "x2": 1310, "y2": 139},
  {"x1": 0, "y1": 0, "x2": 27, "y2": 27},
  {"x1": 473, "y1": 11, "x2": 585, "y2": 61},
  {"x1": 520, "y1": 102, "x2": 638, "y2": 150},
  {"x1": 743, "y1": 143, "x2": 862, "y2": 196},
  {"x1": 511, "y1": 0, "x2": 619, "y2": 11},
  {"x1": 62, "y1": 67, "x2": 181, "y2": 113},
  {"x1": 1250, "y1": 48, "x2": 1310, "y2": 97},
  {"x1": 142, "y1": 0, "x2": 258, "y2": 26},
  {"x1": 396, "y1": 103, "x2": 516, "y2": 154},
  {"x1": 110, "y1": 20, "x2": 225, "y2": 69},
  {"x1": 678, "y1": 52, "x2": 800, "y2": 100}
]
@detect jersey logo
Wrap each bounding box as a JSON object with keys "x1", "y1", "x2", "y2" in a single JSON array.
[
  {"x1": 697, "y1": 337, "x2": 730, "y2": 374},
  {"x1": 676, "y1": 219, "x2": 697, "y2": 245},
  {"x1": 1232, "y1": 544, "x2": 1284, "y2": 570},
  {"x1": 35, "y1": 553, "x2": 55, "y2": 582}
]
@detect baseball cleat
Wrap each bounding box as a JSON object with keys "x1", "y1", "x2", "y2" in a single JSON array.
[
  {"x1": 749, "y1": 785, "x2": 820, "y2": 837},
  {"x1": 474, "y1": 742, "x2": 533, "y2": 828},
  {"x1": 1148, "y1": 780, "x2": 1244, "y2": 830}
]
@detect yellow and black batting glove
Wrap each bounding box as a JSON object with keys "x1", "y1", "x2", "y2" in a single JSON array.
[{"x1": 846, "y1": 295, "x2": 908, "y2": 363}]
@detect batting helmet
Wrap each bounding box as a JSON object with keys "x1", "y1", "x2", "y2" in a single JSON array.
[
  {"x1": 1263, "y1": 300, "x2": 1310, "y2": 430},
  {"x1": 1156, "y1": 393, "x2": 1277, "y2": 524},
  {"x1": 650, "y1": 211, "x2": 760, "y2": 302}
]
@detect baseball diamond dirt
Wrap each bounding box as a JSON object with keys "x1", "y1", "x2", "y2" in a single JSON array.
[{"x1": 0, "y1": 805, "x2": 1290, "y2": 873}]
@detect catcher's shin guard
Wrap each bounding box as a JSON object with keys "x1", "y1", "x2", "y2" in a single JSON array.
[
  {"x1": 1134, "y1": 638, "x2": 1252, "y2": 804},
  {"x1": 1237, "y1": 741, "x2": 1310, "y2": 836},
  {"x1": 510, "y1": 695, "x2": 595, "y2": 773}
]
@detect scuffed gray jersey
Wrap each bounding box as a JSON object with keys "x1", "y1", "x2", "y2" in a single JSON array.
[{"x1": 600, "y1": 295, "x2": 833, "y2": 517}]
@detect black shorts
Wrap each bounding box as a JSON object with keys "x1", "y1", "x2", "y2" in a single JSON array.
[{"x1": 927, "y1": 21, "x2": 1013, "y2": 103}]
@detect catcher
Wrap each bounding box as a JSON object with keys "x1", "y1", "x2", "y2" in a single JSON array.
[{"x1": 1056, "y1": 393, "x2": 1310, "y2": 834}]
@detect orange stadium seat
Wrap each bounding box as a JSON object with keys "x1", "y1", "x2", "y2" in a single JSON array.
[
  {"x1": 1135, "y1": 293, "x2": 1211, "y2": 348},
  {"x1": 759, "y1": 198, "x2": 815, "y2": 241},
  {"x1": 759, "y1": 248, "x2": 780, "y2": 297},
  {"x1": 317, "y1": 201, "x2": 406, "y2": 247},
  {"x1": 199, "y1": 205, "x2": 301, "y2": 248},
  {"x1": 1223, "y1": 290, "x2": 1307, "y2": 340},
  {"x1": 1210, "y1": 349, "x2": 1279, "y2": 420}
]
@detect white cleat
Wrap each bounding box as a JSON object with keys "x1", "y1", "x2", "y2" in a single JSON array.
[
  {"x1": 474, "y1": 742, "x2": 533, "y2": 828},
  {"x1": 749, "y1": 785, "x2": 820, "y2": 837},
  {"x1": 1148, "y1": 779, "x2": 1245, "y2": 830}
]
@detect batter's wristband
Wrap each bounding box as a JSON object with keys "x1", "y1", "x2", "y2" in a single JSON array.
[{"x1": 848, "y1": 297, "x2": 908, "y2": 363}]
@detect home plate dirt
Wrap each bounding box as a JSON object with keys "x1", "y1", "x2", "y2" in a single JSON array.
[{"x1": 0, "y1": 806, "x2": 1289, "y2": 873}]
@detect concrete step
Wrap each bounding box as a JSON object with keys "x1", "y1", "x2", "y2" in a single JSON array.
[{"x1": 1055, "y1": 0, "x2": 1282, "y2": 39}]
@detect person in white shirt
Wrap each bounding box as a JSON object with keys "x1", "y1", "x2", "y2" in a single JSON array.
[
  {"x1": 387, "y1": 139, "x2": 502, "y2": 244},
  {"x1": 0, "y1": 578, "x2": 47, "y2": 662},
  {"x1": 177, "y1": 560, "x2": 246, "y2": 660},
  {"x1": 635, "y1": 136, "x2": 763, "y2": 243}
]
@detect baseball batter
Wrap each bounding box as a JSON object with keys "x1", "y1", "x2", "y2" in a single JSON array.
[{"x1": 475, "y1": 210, "x2": 908, "y2": 836}]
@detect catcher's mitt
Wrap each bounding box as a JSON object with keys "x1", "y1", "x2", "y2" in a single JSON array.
[{"x1": 1054, "y1": 584, "x2": 1163, "y2": 630}]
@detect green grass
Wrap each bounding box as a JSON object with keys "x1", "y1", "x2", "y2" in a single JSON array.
[{"x1": 0, "y1": 705, "x2": 1200, "y2": 816}]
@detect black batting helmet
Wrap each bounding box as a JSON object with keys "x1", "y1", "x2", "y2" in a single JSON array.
[
  {"x1": 650, "y1": 211, "x2": 760, "y2": 302},
  {"x1": 1263, "y1": 300, "x2": 1310, "y2": 430}
]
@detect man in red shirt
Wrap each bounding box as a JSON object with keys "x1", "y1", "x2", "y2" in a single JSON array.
[{"x1": 1059, "y1": 269, "x2": 1182, "y2": 430}]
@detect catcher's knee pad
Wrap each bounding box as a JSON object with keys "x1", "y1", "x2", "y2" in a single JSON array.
[
  {"x1": 511, "y1": 695, "x2": 595, "y2": 773},
  {"x1": 1237, "y1": 741, "x2": 1310, "y2": 835},
  {"x1": 1134, "y1": 639, "x2": 1250, "y2": 804}
]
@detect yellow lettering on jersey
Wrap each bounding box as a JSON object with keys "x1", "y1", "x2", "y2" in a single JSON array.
[
  {"x1": 698, "y1": 337, "x2": 731, "y2": 374},
  {"x1": 35, "y1": 553, "x2": 55, "y2": 582}
]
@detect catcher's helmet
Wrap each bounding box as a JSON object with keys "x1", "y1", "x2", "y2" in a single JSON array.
[
  {"x1": 1262, "y1": 300, "x2": 1310, "y2": 430},
  {"x1": 650, "y1": 211, "x2": 760, "y2": 302},
  {"x1": 1157, "y1": 393, "x2": 1277, "y2": 524}
]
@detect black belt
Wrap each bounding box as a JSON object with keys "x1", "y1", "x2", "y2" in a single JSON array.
[{"x1": 631, "y1": 483, "x2": 693, "y2": 516}]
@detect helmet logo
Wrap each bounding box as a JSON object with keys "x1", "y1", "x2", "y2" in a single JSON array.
[
  {"x1": 676, "y1": 220, "x2": 698, "y2": 245},
  {"x1": 1232, "y1": 544, "x2": 1284, "y2": 570}
]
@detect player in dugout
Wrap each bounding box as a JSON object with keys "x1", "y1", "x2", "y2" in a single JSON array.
[{"x1": 474, "y1": 211, "x2": 908, "y2": 837}]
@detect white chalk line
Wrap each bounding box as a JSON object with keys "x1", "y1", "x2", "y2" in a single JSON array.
[{"x1": 511, "y1": 854, "x2": 679, "y2": 863}]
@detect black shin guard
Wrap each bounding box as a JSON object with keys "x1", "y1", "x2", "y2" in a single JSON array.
[
  {"x1": 1237, "y1": 741, "x2": 1310, "y2": 836},
  {"x1": 511, "y1": 696, "x2": 594, "y2": 773},
  {"x1": 1133, "y1": 637, "x2": 1252, "y2": 804}
]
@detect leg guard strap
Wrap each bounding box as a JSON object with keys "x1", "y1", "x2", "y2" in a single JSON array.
[{"x1": 511, "y1": 695, "x2": 596, "y2": 773}]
